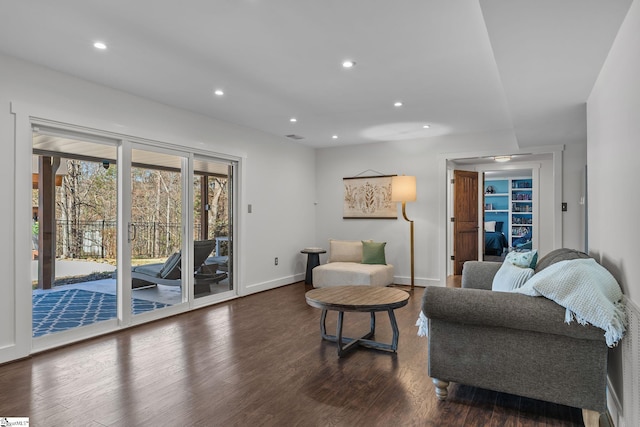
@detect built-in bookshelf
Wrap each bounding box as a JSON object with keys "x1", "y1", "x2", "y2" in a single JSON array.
[{"x1": 484, "y1": 177, "x2": 533, "y2": 247}]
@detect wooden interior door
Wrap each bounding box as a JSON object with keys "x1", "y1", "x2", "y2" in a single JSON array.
[{"x1": 453, "y1": 170, "x2": 479, "y2": 275}]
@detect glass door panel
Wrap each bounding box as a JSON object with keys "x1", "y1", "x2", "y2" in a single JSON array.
[
  {"x1": 32, "y1": 131, "x2": 118, "y2": 337},
  {"x1": 192, "y1": 156, "x2": 234, "y2": 299},
  {"x1": 130, "y1": 147, "x2": 185, "y2": 312}
]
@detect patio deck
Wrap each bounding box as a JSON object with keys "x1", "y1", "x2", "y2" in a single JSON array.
[
  {"x1": 32, "y1": 259, "x2": 230, "y2": 302},
  {"x1": 33, "y1": 278, "x2": 183, "y2": 305},
  {"x1": 31, "y1": 259, "x2": 231, "y2": 337}
]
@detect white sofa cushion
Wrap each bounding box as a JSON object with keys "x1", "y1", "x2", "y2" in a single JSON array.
[
  {"x1": 491, "y1": 261, "x2": 534, "y2": 292},
  {"x1": 328, "y1": 239, "x2": 365, "y2": 263},
  {"x1": 312, "y1": 262, "x2": 394, "y2": 288}
]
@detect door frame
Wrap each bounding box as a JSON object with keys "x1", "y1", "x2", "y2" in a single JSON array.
[
  {"x1": 10, "y1": 105, "x2": 242, "y2": 358},
  {"x1": 438, "y1": 147, "x2": 563, "y2": 282}
]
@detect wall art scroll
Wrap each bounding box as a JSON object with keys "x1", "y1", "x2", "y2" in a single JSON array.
[{"x1": 343, "y1": 175, "x2": 397, "y2": 219}]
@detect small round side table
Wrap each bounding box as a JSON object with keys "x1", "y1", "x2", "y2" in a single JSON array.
[{"x1": 300, "y1": 247, "x2": 326, "y2": 285}]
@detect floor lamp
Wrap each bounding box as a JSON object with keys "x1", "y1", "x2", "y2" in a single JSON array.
[{"x1": 391, "y1": 175, "x2": 416, "y2": 291}]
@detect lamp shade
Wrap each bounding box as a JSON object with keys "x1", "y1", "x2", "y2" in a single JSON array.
[{"x1": 391, "y1": 175, "x2": 416, "y2": 202}]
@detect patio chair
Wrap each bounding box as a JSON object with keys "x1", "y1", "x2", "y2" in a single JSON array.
[
  {"x1": 131, "y1": 239, "x2": 226, "y2": 290},
  {"x1": 205, "y1": 255, "x2": 229, "y2": 272}
]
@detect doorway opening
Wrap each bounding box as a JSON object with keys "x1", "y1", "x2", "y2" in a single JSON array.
[
  {"x1": 482, "y1": 169, "x2": 534, "y2": 262},
  {"x1": 443, "y1": 151, "x2": 554, "y2": 282}
]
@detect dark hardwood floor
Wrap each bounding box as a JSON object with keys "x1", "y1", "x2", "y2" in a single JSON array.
[{"x1": 0, "y1": 283, "x2": 589, "y2": 426}]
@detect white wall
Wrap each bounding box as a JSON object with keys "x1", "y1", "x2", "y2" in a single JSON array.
[
  {"x1": 562, "y1": 142, "x2": 588, "y2": 251},
  {"x1": 315, "y1": 129, "x2": 585, "y2": 285},
  {"x1": 588, "y1": 1, "x2": 639, "y2": 425},
  {"x1": 315, "y1": 138, "x2": 444, "y2": 285},
  {"x1": 588, "y1": 2, "x2": 640, "y2": 303},
  {"x1": 0, "y1": 54, "x2": 316, "y2": 361}
]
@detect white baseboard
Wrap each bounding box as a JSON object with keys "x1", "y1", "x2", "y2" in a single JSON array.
[
  {"x1": 607, "y1": 376, "x2": 624, "y2": 427},
  {"x1": 242, "y1": 273, "x2": 305, "y2": 296},
  {"x1": 392, "y1": 276, "x2": 438, "y2": 287}
]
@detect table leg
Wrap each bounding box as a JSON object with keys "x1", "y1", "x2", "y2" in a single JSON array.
[
  {"x1": 336, "y1": 311, "x2": 344, "y2": 354},
  {"x1": 369, "y1": 311, "x2": 376, "y2": 337},
  {"x1": 318, "y1": 310, "x2": 383, "y2": 357},
  {"x1": 304, "y1": 253, "x2": 321, "y2": 285},
  {"x1": 388, "y1": 308, "x2": 400, "y2": 351},
  {"x1": 335, "y1": 311, "x2": 367, "y2": 357},
  {"x1": 320, "y1": 309, "x2": 400, "y2": 357},
  {"x1": 351, "y1": 310, "x2": 400, "y2": 353},
  {"x1": 320, "y1": 309, "x2": 329, "y2": 340}
]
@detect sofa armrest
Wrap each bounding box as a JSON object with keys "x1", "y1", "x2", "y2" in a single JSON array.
[
  {"x1": 461, "y1": 261, "x2": 502, "y2": 290},
  {"x1": 422, "y1": 286, "x2": 605, "y2": 342}
]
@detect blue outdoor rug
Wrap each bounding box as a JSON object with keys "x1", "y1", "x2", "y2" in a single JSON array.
[{"x1": 32, "y1": 289, "x2": 170, "y2": 337}]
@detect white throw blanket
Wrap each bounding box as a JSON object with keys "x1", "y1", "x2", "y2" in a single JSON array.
[
  {"x1": 514, "y1": 258, "x2": 626, "y2": 347},
  {"x1": 416, "y1": 311, "x2": 428, "y2": 337}
]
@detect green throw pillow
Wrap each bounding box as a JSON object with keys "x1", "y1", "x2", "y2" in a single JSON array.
[{"x1": 362, "y1": 241, "x2": 387, "y2": 265}]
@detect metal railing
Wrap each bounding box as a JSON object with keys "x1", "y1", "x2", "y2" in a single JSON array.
[{"x1": 52, "y1": 220, "x2": 226, "y2": 259}]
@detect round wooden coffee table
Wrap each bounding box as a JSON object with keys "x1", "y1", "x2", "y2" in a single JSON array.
[{"x1": 305, "y1": 285, "x2": 410, "y2": 357}]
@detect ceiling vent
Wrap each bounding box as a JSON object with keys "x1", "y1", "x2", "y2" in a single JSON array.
[{"x1": 285, "y1": 134, "x2": 304, "y2": 140}]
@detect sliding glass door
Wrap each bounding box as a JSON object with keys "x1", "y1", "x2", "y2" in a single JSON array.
[
  {"x1": 128, "y1": 145, "x2": 187, "y2": 313},
  {"x1": 192, "y1": 156, "x2": 235, "y2": 299},
  {"x1": 32, "y1": 129, "x2": 119, "y2": 337},
  {"x1": 30, "y1": 124, "x2": 238, "y2": 343}
]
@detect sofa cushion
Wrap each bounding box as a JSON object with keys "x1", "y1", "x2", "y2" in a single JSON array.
[
  {"x1": 535, "y1": 248, "x2": 591, "y2": 273},
  {"x1": 491, "y1": 261, "x2": 534, "y2": 292},
  {"x1": 461, "y1": 261, "x2": 502, "y2": 290},
  {"x1": 362, "y1": 241, "x2": 386, "y2": 264},
  {"x1": 312, "y1": 262, "x2": 394, "y2": 287},
  {"x1": 328, "y1": 239, "x2": 365, "y2": 263},
  {"x1": 505, "y1": 249, "x2": 538, "y2": 269}
]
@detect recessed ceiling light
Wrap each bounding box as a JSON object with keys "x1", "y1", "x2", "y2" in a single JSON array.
[
  {"x1": 394, "y1": 101, "x2": 403, "y2": 107},
  {"x1": 342, "y1": 60, "x2": 356, "y2": 68},
  {"x1": 93, "y1": 41, "x2": 107, "y2": 50},
  {"x1": 332, "y1": 135, "x2": 338, "y2": 139},
  {"x1": 423, "y1": 124, "x2": 430, "y2": 129},
  {"x1": 290, "y1": 117, "x2": 297, "y2": 123},
  {"x1": 214, "y1": 89, "x2": 224, "y2": 96}
]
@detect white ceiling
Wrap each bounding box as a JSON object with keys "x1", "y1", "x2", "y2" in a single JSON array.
[{"x1": 0, "y1": 1, "x2": 632, "y2": 149}]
